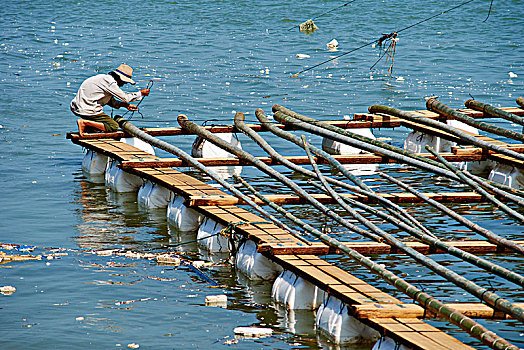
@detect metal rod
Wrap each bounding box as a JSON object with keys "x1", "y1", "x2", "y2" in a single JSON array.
[
  {"x1": 177, "y1": 113, "x2": 383, "y2": 242},
  {"x1": 465, "y1": 99, "x2": 524, "y2": 127},
  {"x1": 379, "y1": 171, "x2": 524, "y2": 261},
  {"x1": 369, "y1": 104, "x2": 524, "y2": 163},
  {"x1": 272, "y1": 108, "x2": 460, "y2": 180},
  {"x1": 427, "y1": 98, "x2": 524, "y2": 143},
  {"x1": 112, "y1": 116, "x2": 304, "y2": 241},
  {"x1": 425, "y1": 145, "x2": 524, "y2": 223},
  {"x1": 234, "y1": 174, "x2": 519, "y2": 350},
  {"x1": 250, "y1": 108, "x2": 433, "y2": 236}
]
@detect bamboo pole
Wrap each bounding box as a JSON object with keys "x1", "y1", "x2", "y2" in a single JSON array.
[
  {"x1": 111, "y1": 116, "x2": 305, "y2": 242},
  {"x1": 379, "y1": 172, "x2": 524, "y2": 259},
  {"x1": 425, "y1": 145, "x2": 524, "y2": 223},
  {"x1": 177, "y1": 113, "x2": 524, "y2": 324},
  {"x1": 517, "y1": 97, "x2": 524, "y2": 109},
  {"x1": 427, "y1": 98, "x2": 524, "y2": 143},
  {"x1": 177, "y1": 114, "x2": 383, "y2": 242},
  {"x1": 250, "y1": 109, "x2": 433, "y2": 237},
  {"x1": 272, "y1": 104, "x2": 455, "y2": 173},
  {"x1": 465, "y1": 99, "x2": 524, "y2": 127},
  {"x1": 369, "y1": 104, "x2": 524, "y2": 163},
  {"x1": 301, "y1": 139, "x2": 524, "y2": 319},
  {"x1": 234, "y1": 175, "x2": 519, "y2": 350},
  {"x1": 461, "y1": 170, "x2": 524, "y2": 208},
  {"x1": 272, "y1": 108, "x2": 460, "y2": 180}
]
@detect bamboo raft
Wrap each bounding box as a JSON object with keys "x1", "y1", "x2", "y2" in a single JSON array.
[{"x1": 67, "y1": 98, "x2": 524, "y2": 350}]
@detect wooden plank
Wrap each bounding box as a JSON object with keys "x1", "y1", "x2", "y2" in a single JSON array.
[
  {"x1": 188, "y1": 191, "x2": 485, "y2": 206},
  {"x1": 265, "y1": 239, "x2": 524, "y2": 256},
  {"x1": 119, "y1": 152, "x2": 485, "y2": 169}
]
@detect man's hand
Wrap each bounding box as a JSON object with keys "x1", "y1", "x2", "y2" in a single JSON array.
[
  {"x1": 141, "y1": 89, "x2": 150, "y2": 96},
  {"x1": 127, "y1": 104, "x2": 138, "y2": 111}
]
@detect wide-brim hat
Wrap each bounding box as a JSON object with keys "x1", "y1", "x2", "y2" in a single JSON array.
[{"x1": 113, "y1": 64, "x2": 136, "y2": 85}]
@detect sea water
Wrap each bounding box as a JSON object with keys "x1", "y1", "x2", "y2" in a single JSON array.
[{"x1": 1, "y1": 0, "x2": 524, "y2": 348}]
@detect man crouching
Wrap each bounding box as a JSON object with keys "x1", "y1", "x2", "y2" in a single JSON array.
[{"x1": 70, "y1": 64, "x2": 150, "y2": 136}]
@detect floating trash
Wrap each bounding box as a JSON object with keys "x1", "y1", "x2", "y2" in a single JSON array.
[
  {"x1": 234, "y1": 326, "x2": 273, "y2": 339},
  {"x1": 0, "y1": 285, "x2": 16, "y2": 295},
  {"x1": 296, "y1": 54, "x2": 310, "y2": 59},
  {"x1": 326, "y1": 39, "x2": 339, "y2": 50},
  {"x1": 205, "y1": 294, "x2": 227, "y2": 308},
  {"x1": 509, "y1": 72, "x2": 518, "y2": 78},
  {"x1": 127, "y1": 343, "x2": 140, "y2": 349},
  {"x1": 75, "y1": 316, "x2": 85, "y2": 321},
  {"x1": 299, "y1": 19, "x2": 318, "y2": 33}
]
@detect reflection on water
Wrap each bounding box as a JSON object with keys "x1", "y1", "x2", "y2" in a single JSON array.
[{"x1": 73, "y1": 179, "x2": 171, "y2": 250}]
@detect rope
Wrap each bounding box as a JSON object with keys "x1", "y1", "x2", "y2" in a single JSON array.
[
  {"x1": 292, "y1": 0, "x2": 479, "y2": 76},
  {"x1": 165, "y1": 220, "x2": 268, "y2": 249},
  {"x1": 121, "y1": 80, "x2": 154, "y2": 121}
]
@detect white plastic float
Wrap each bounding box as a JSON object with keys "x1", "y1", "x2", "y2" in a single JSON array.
[
  {"x1": 272, "y1": 270, "x2": 325, "y2": 309},
  {"x1": 137, "y1": 181, "x2": 174, "y2": 209},
  {"x1": 235, "y1": 240, "x2": 282, "y2": 280},
  {"x1": 196, "y1": 217, "x2": 230, "y2": 253},
  {"x1": 167, "y1": 196, "x2": 204, "y2": 232},
  {"x1": 488, "y1": 163, "x2": 524, "y2": 190},
  {"x1": 322, "y1": 128, "x2": 379, "y2": 175},
  {"x1": 404, "y1": 120, "x2": 495, "y2": 175},
  {"x1": 322, "y1": 128, "x2": 376, "y2": 155},
  {"x1": 192, "y1": 133, "x2": 242, "y2": 180},
  {"x1": 315, "y1": 296, "x2": 380, "y2": 344},
  {"x1": 82, "y1": 149, "x2": 108, "y2": 175},
  {"x1": 372, "y1": 336, "x2": 409, "y2": 350},
  {"x1": 104, "y1": 138, "x2": 155, "y2": 192}
]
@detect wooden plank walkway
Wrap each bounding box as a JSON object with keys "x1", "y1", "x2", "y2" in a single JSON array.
[
  {"x1": 68, "y1": 108, "x2": 524, "y2": 349},
  {"x1": 273, "y1": 254, "x2": 475, "y2": 350}
]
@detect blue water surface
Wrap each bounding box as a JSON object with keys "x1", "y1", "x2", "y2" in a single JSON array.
[{"x1": 1, "y1": 0, "x2": 524, "y2": 348}]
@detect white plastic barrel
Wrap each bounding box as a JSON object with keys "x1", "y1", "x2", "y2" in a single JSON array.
[{"x1": 235, "y1": 240, "x2": 282, "y2": 280}]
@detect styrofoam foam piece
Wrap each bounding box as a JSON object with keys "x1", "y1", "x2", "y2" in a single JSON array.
[
  {"x1": 82, "y1": 150, "x2": 108, "y2": 175},
  {"x1": 120, "y1": 137, "x2": 155, "y2": 155},
  {"x1": 196, "y1": 218, "x2": 230, "y2": 253},
  {"x1": 104, "y1": 158, "x2": 144, "y2": 192},
  {"x1": 191, "y1": 133, "x2": 241, "y2": 158},
  {"x1": 167, "y1": 196, "x2": 204, "y2": 232},
  {"x1": 372, "y1": 336, "x2": 409, "y2": 350},
  {"x1": 234, "y1": 327, "x2": 272, "y2": 338},
  {"x1": 272, "y1": 270, "x2": 326, "y2": 310},
  {"x1": 205, "y1": 294, "x2": 227, "y2": 308},
  {"x1": 137, "y1": 181, "x2": 174, "y2": 208},
  {"x1": 235, "y1": 240, "x2": 283, "y2": 280},
  {"x1": 322, "y1": 128, "x2": 376, "y2": 155},
  {"x1": 488, "y1": 163, "x2": 524, "y2": 190},
  {"x1": 315, "y1": 296, "x2": 380, "y2": 344}
]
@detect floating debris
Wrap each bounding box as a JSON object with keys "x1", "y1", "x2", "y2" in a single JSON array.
[
  {"x1": 509, "y1": 72, "x2": 518, "y2": 78},
  {"x1": 0, "y1": 285, "x2": 16, "y2": 295},
  {"x1": 127, "y1": 343, "x2": 140, "y2": 349},
  {"x1": 326, "y1": 39, "x2": 339, "y2": 50},
  {"x1": 205, "y1": 294, "x2": 227, "y2": 308},
  {"x1": 296, "y1": 54, "x2": 310, "y2": 59},
  {"x1": 75, "y1": 316, "x2": 85, "y2": 321},
  {"x1": 298, "y1": 19, "x2": 318, "y2": 33},
  {"x1": 234, "y1": 327, "x2": 273, "y2": 339},
  {"x1": 115, "y1": 297, "x2": 150, "y2": 306},
  {"x1": 156, "y1": 254, "x2": 181, "y2": 266}
]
